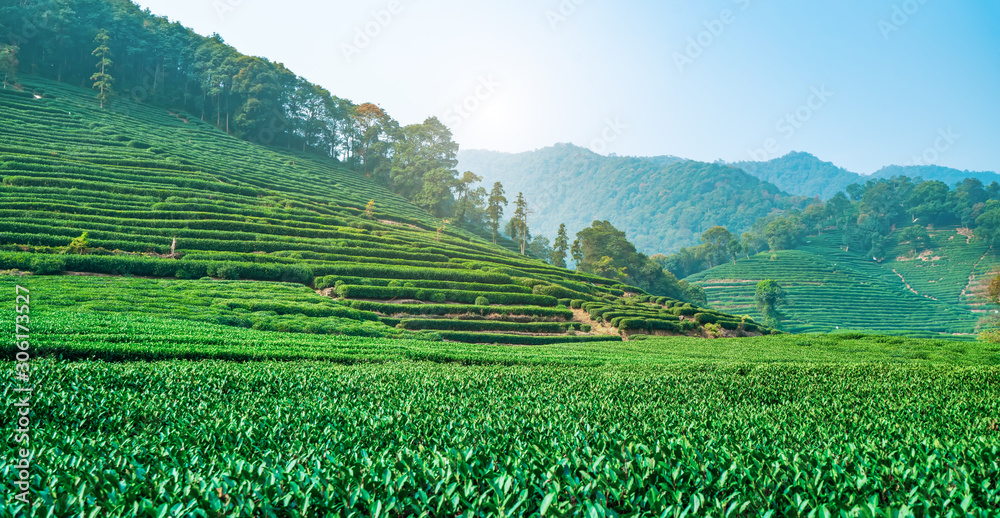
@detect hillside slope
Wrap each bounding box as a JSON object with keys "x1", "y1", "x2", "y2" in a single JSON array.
[
  {"x1": 458, "y1": 145, "x2": 807, "y2": 254},
  {"x1": 733, "y1": 152, "x2": 1000, "y2": 200},
  {"x1": 871, "y1": 164, "x2": 1000, "y2": 186},
  {"x1": 733, "y1": 152, "x2": 861, "y2": 200},
  {"x1": 0, "y1": 76, "x2": 765, "y2": 343},
  {"x1": 686, "y1": 225, "x2": 999, "y2": 338}
]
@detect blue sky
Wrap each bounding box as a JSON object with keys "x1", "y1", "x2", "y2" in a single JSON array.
[{"x1": 133, "y1": 0, "x2": 1000, "y2": 174}]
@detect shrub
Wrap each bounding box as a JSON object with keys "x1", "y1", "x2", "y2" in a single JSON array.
[
  {"x1": 346, "y1": 301, "x2": 573, "y2": 320},
  {"x1": 672, "y1": 306, "x2": 699, "y2": 317},
  {"x1": 397, "y1": 319, "x2": 567, "y2": 334},
  {"x1": 475, "y1": 296, "x2": 490, "y2": 306},
  {"x1": 704, "y1": 323, "x2": 722, "y2": 338},
  {"x1": 336, "y1": 285, "x2": 559, "y2": 307},
  {"x1": 570, "y1": 300, "x2": 584, "y2": 309},
  {"x1": 279, "y1": 265, "x2": 314, "y2": 285},
  {"x1": 434, "y1": 331, "x2": 618, "y2": 345},
  {"x1": 693, "y1": 313, "x2": 719, "y2": 325},
  {"x1": 214, "y1": 263, "x2": 242, "y2": 280},
  {"x1": 30, "y1": 256, "x2": 65, "y2": 275},
  {"x1": 313, "y1": 264, "x2": 512, "y2": 285},
  {"x1": 718, "y1": 320, "x2": 742, "y2": 331},
  {"x1": 430, "y1": 293, "x2": 447, "y2": 304},
  {"x1": 63, "y1": 232, "x2": 90, "y2": 254},
  {"x1": 534, "y1": 284, "x2": 590, "y2": 300},
  {"x1": 618, "y1": 318, "x2": 648, "y2": 331}
]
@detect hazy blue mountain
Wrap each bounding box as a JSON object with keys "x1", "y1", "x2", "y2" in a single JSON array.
[
  {"x1": 734, "y1": 152, "x2": 1000, "y2": 199},
  {"x1": 870, "y1": 165, "x2": 1000, "y2": 187},
  {"x1": 732, "y1": 152, "x2": 861, "y2": 200},
  {"x1": 458, "y1": 144, "x2": 807, "y2": 255}
]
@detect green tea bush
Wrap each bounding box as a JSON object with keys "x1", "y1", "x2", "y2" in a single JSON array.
[
  {"x1": 346, "y1": 301, "x2": 573, "y2": 319},
  {"x1": 693, "y1": 313, "x2": 719, "y2": 325},
  {"x1": 397, "y1": 319, "x2": 569, "y2": 334},
  {"x1": 533, "y1": 284, "x2": 590, "y2": 300},
  {"x1": 314, "y1": 264, "x2": 512, "y2": 284},
  {"x1": 672, "y1": 306, "x2": 699, "y2": 317},
  {"x1": 435, "y1": 331, "x2": 616, "y2": 345},
  {"x1": 29, "y1": 255, "x2": 66, "y2": 274},
  {"x1": 336, "y1": 285, "x2": 559, "y2": 307}
]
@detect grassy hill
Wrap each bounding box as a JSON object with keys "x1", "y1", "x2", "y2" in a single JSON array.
[
  {"x1": 0, "y1": 75, "x2": 763, "y2": 344},
  {"x1": 458, "y1": 145, "x2": 808, "y2": 254},
  {"x1": 686, "y1": 224, "x2": 1000, "y2": 338}
]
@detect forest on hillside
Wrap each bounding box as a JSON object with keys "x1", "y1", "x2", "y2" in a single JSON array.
[
  {"x1": 733, "y1": 152, "x2": 861, "y2": 200},
  {"x1": 655, "y1": 175, "x2": 1000, "y2": 280},
  {"x1": 0, "y1": 0, "x2": 530, "y2": 246},
  {"x1": 734, "y1": 151, "x2": 1000, "y2": 201},
  {"x1": 1, "y1": 0, "x2": 384, "y2": 163},
  {"x1": 458, "y1": 144, "x2": 811, "y2": 254}
]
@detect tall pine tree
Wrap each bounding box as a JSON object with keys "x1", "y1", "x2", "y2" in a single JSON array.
[
  {"x1": 552, "y1": 223, "x2": 569, "y2": 268},
  {"x1": 90, "y1": 29, "x2": 114, "y2": 109},
  {"x1": 510, "y1": 192, "x2": 530, "y2": 255},
  {"x1": 486, "y1": 182, "x2": 507, "y2": 245}
]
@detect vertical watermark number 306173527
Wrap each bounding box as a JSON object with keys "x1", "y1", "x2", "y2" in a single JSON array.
[{"x1": 12, "y1": 284, "x2": 32, "y2": 506}]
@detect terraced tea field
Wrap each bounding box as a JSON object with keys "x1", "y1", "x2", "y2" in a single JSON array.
[
  {"x1": 687, "y1": 228, "x2": 1000, "y2": 338},
  {"x1": 0, "y1": 75, "x2": 747, "y2": 343},
  {"x1": 4, "y1": 73, "x2": 1000, "y2": 516},
  {"x1": 3, "y1": 303, "x2": 999, "y2": 516}
]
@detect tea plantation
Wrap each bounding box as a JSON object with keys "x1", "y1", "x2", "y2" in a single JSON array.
[
  {"x1": 687, "y1": 228, "x2": 1000, "y2": 339},
  {"x1": 2, "y1": 285, "x2": 1000, "y2": 515},
  {"x1": 4, "y1": 77, "x2": 1000, "y2": 516},
  {"x1": 0, "y1": 75, "x2": 750, "y2": 343}
]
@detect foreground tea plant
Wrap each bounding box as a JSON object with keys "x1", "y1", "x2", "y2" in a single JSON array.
[{"x1": 3, "y1": 360, "x2": 999, "y2": 516}]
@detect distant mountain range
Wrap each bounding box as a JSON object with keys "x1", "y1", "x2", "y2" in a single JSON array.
[
  {"x1": 732, "y1": 152, "x2": 1000, "y2": 200},
  {"x1": 458, "y1": 144, "x2": 808, "y2": 255},
  {"x1": 459, "y1": 146, "x2": 1000, "y2": 255}
]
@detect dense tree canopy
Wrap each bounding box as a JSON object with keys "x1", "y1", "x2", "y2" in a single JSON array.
[
  {"x1": 458, "y1": 144, "x2": 810, "y2": 254},
  {"x1": 655, "y1": 175, "x2": 1000, "y2": 280},
  {"x1": 391, "y1": 117, "x2": 460, "y2": 217},
  {"x1": 755, "y1": 280, "x2": 787, "y2": 328},
  {"x1": 573, "y1": 220, "x2": 703, "y2": 303}
]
